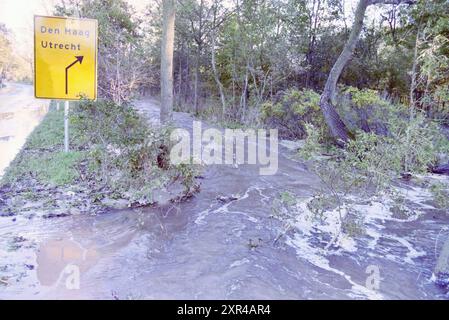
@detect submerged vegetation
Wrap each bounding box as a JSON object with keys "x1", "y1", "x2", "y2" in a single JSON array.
[{"x1": 270, "y1": 87, "x2": 449, "y2": 273}]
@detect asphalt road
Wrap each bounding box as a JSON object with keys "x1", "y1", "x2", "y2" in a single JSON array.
[{"x1": 0, "y1": 82, "x2": 49, "y2": 176}]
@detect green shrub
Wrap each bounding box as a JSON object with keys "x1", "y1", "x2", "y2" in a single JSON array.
[
  {"x1": 389, "y1": 112, "x2": 448, "y2": 173},
  {"x1": 70, "y1": 99, "x2": 197, "y2": 204},
  {"x1": 26, "y1": 106, "x2": 65, "y2": 149},
  {"x1": 341, "y1": 214, "x2": 365, "y2": 237},
  {"x1": 261, "y1": 88, "x2": 327, "y2": 140},
  {"x1": 28, "y1": 151, "x2": 86, "y2": 186},
  {"x1": 342, "y1": 86, "x2": 386, "y2": 108},
  {"x1": 336, "y1": 86, "x2": 399, "y2": 136},
  {"x1": 430, "y1": 182, "x2": 449, "y2": 210},
  {"x1": 298, "y1": 123, "x2": 329, "y2": 160},
  {"x1": 303, "y1": 110, "x2": 448, "y2": 197}
]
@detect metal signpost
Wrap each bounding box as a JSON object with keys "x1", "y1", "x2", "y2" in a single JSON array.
[{"x1": 34, "y1": 15, "x2": 98, "y2": 152}]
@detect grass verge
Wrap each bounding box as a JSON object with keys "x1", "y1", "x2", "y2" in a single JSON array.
[{"x1": 0, "y1": 100, "x2": 198, "y2": 218}]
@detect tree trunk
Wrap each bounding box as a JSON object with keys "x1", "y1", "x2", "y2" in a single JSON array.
[
  {"x1": 177, "y1": 45, "x2": 183, "y2": 108},
  {"x1": 306, "y1": 0, "x2": 322, "y2": 87},
  {"x1": 409, "y1": 25, "x2": 420, "y2": 115},
  {"x1": 194, "y1": 46, "x2": 200, "y2": 114},
  {"x1": 193, "y1": 0, "x2": 205, "y2": 115},
  {"x1": 319, "y1": 0, "x2": 370, "y2": 144},
  {"x1": 211, "y1": 34, "x2": 226, "y2": 118},
  {"x1": 160, "y1": 0, "x2": 176, "y2": 124}
]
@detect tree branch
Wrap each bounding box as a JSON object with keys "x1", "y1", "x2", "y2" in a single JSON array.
[{"x1": 370, "y1": 0, "x2": 416, "y2": 5}]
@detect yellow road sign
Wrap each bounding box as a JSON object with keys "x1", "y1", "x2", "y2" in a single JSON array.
[{"x1": 34, "y1": 15, "x2": 97, "y2": 100}]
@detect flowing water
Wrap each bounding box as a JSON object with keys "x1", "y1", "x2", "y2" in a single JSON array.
[{"x1": 0, "y1": 86, "x2": 448, "y2": 299}]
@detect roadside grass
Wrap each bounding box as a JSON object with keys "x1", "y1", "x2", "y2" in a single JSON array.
[
  {"x1": 270, "y1": 89, "x2": 449, "y2": 251},
  {"x1": 25, "y1": 151, "x2": 85, "y2": 186},
  {"x1": 26, "y1": 106, "x2": 64, "y2": 150}
]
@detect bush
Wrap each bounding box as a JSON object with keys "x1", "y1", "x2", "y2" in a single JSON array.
[
  {"x1": 261, "y1": 88, "x2": 328, "y2": 140},
  {"x1": 70, "y1": 99, "x2": 196, "y2": 204},
  {"x1": 302, "y1": 108, "x2": 449, "y2": 196},
  {"x1": 430, "y1": 182, "x2": 449, "y2": 210},
  {"x1": 336, "y1": 86, "x2": 398, "y2": 136},
  {"x1": 389, "y1": 112, "x2": 448, "y2": 173}
]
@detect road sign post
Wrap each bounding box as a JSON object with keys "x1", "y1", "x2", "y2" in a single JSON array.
[
  {"x1": 64, "y1": 101, "x2": 69, "y2": 153},
  {"x1": 34, "y1": 15, "x2": 97, "y2": 152}
]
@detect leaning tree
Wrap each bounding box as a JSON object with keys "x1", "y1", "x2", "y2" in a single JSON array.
[{"x1": 319, "y1": 0, "x2": 416, "y2": 145}]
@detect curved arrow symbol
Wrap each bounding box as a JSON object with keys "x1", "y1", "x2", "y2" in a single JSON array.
[{"x1": 65, "y1": 56, "x2": 84, "y2": 95}]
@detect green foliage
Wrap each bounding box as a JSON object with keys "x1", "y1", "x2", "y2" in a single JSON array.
[
  {"x1": 26, "y1": 105, "x2": 64, "y2": 149},
  {"x1": 0, "y1": 24, "x2": 12, "y2": 76},
  {"x1": 289, "y1": 93, "x2": 449, "y2": 247},
  {"x1": 55, "y1": 0, "x2": 145, "y2": 103},
  {"x1": 430, "y1": 182, "x2": 449, "y2": 210},
  {"x1": 293, "y1": 95, "x2": 449, "y2": 241},
  {"x1": 289, "y1": 88, "x2": 321, "y2": 115},
  {"x1": 27, "y1": 152, "x2": 85, "y2": 186},
  {"x1": 341, "y1": 132, "x2": 397, "y2": 192},
  {"x1": 342, "y1": 86, "x2": 387, "y2": 108},
  {"x1": 71, "y1": 100, "x2": 170, "y2": 193},
  {"x1": 0, "y1": 23, "x2": 32, "y2": 85},
  {"x1": 1, "y1": 99, "x2": 197, "y2": 207},
  {"x1": 55, "y1": 0, "x2": 139, "y2": 46},
  {"x1": 162, "y1": 0, "x2": 448, "y2": 128},
  {"x1": 298, "y1": 124, "x2": 327, "y2": 160},
  {"x1": 174, "y1": 162, "x2": 200, "y2": 193},
  {"x1": 302, "y1": 94, "x2": 448, "y2": 196},
  {"x1": 261, "y1": 88, "x2": 321, "y2": 118},
  {"x1": 261, "y1": 88, "x2": 326, "y2": 139},
  {"x1": 419, "y1": 32, "x2": 449, "y2": 121},
  {"x1": 336, "y1": 86, "x2": 398, "y2": 135},
  {"x1": 390, "y1": 194, "x2": 412, "y2": 219},
  {"x1": 279, "y1": 190, "x2": 297, "y2": 207},
  {"x1": 341, "y1": 214, "x2": 365, "y2": 238},
  {"x1": 307, "y1": 193, "x2": 340, "y2": 222},
  {"x1": 271, "y1": 190, "x2": 299, "y2": 222},
  {"x1": 70, "y1": 99, "x2": 198, "y2": 204},
  {"x1": 3, "y1": 150, "x2": 85, "y2": 187},
  {"x1": 260, "y1": 101, "x2": 283, "y2": 119},
  {"x1": 396, "y1": 0, "x2": 449, "y2": 122},
  {"x1": 391, "y1": 113, "x2": 447, "y2": 173}
]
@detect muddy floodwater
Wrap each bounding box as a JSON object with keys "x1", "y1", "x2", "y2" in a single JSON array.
[{"x1": 0, "y1": 85, "x2": 448, "y2": 299}]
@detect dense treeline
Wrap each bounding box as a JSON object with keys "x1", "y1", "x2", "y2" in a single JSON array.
[{"x1": 55, "y1": 0, "x2": 448, "y2": 129}]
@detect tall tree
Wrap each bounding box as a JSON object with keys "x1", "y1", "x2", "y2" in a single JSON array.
[
  {"x1": 319, "y1": 0, "x2": 416, "y2": 144},
  {"x1": 178, "y1": 0, "x2": 216, "y2": 113},
  {"x1": 161, "y1": 0, "x2": 176, "y2": 124}
]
